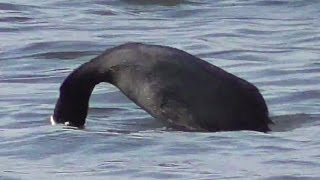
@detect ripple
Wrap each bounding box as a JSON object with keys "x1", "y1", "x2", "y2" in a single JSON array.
[
  {"x1": 0, "y1": 2, "x2": 38, "y2": 11},
  {"x1": 120, "y1": 0, "x2": 189, "y2": 6},
  {"x1": 265, "y1": 175, "x2": 319, "y2": 180},
  {"x1": 86, "y1": 9, "x2": 117, "y2": 16},
  {"x1": 30, "y1": 51, "x2": 100, "y2": 60},
  {"x1": 0, "y1": 41, "x2": 105, "y2": 61},
  {"x1": 265, "y1": 159, "x2": 320, "y2": 167},
  {"x1": 0, "y1": 16, "x2": 33, "y2": 22}
]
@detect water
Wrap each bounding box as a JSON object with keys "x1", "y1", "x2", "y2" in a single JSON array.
[{"x1": 0, "y1": 0, "x2": 319, "y2": 179}]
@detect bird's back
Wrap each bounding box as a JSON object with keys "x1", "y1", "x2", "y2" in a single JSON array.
[{"x1": 95, "y1": 43, "x2": 271, "y2": 132}]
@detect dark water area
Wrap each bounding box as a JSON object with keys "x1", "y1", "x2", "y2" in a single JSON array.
[{"x1": 0, "y1": 0, "x2": 320, "y2": 179}]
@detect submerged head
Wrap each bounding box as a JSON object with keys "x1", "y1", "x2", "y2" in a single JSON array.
[
  {"x1": 51, "y1": 96, "x2": 88, "y2": 128},
  {"x1": 51, "y1": 61, "x2": 99, "y2": 128}
]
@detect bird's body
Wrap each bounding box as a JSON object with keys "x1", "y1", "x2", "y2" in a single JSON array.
[{"x1": 52, "y1": 43, "x2": 272, "y2": 132}]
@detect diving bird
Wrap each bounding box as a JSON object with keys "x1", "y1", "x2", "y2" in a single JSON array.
[{"x1": 51, "y1": 42, "x2": 272, "y2": 132}]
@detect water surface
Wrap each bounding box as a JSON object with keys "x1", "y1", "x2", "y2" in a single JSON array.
[{"x1": 0, "y1": 0, "x2": 320, "y2": 179}]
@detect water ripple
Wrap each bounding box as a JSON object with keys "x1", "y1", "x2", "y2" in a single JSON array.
[{"x1": 1, "y1": 0, "x2": 320, "y2": 179}]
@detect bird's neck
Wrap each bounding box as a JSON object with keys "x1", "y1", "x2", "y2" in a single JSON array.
[{"x1": 53, "y1": 60, "x2": 108, "y2": 127}]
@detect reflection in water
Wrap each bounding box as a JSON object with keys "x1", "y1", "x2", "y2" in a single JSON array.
[{"x1": 270, "y1": 113, "x2": 318, "y2": 132}]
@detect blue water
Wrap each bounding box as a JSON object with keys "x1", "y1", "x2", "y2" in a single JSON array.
[{"x1": 1, "y1": 0, "x2": 320, "y2": 179}]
